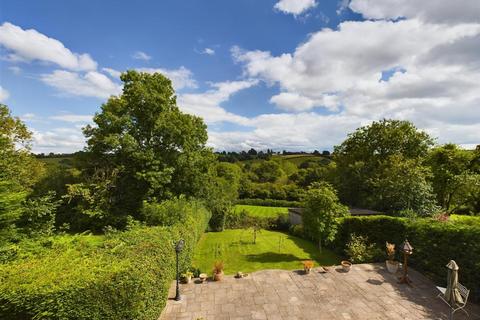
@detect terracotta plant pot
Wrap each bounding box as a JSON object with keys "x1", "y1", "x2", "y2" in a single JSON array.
[
  {"x1": 341, "y1": 260, "x2": 352, "y2": 272},
  {"x1": 385, "y1": 260, "x2": 399, "y2": 273},
  {"x1": 213, "y1": 271, "x2": 224, "y2": 281}
]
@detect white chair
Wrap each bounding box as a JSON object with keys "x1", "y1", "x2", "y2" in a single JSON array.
[{"x1": 436, "y1": 282, "x2": 470, "y2": 319}]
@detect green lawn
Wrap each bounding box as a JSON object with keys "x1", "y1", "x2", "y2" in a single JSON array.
[
  {"x1": 192, "y1": 229, "x2": 340, "y2": 275},
  {"x1": 234, "y1": 204, "x2": 289, "y2": 218}
]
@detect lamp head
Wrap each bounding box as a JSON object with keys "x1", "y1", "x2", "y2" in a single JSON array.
[
  {"x1": 401, "y1": 239, "x2": 413, "y2": 254},
  {"x1": 175, "y1": 239, "x2": 185, "y2": 253}
]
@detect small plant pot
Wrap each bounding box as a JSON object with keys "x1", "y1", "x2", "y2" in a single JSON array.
[
  {"x1": 304, "y1": 267, "x2": 311, "y2": 274},
  {"x1": 199, "y1": 273, "x2": 207, "y2": 283},
  {"x1": 341, "y1": 261, "x2": 352, "y2": 272},
  {"x1": 385, "y1": 260, "x2": 399, "y2": 274},
  {"x1": 213, "y1": 271, "x2": 224, "y2": 281}
]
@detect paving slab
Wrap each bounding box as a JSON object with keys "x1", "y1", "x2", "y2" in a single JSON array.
[{"x1": 159, "y1": 263, "x2": 480, "y2": 320}]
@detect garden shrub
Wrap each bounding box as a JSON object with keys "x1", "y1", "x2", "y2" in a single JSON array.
[
  {"x1": 334, "y1": 215, "x2": 480, "y2": 301},
  {"x1": 0, "y1": 200, "x2": 210, "y2": 320},
  {"x1": 345, "y1": 234, "x2": 383, "y2": 263},
  {"x1": 235, "y1": 198, "x2": 302, "y2": 208}
]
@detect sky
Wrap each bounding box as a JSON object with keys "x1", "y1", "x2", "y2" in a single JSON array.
[{"x1": 0, "y1": 0, "x2": 479, "y2": 153}]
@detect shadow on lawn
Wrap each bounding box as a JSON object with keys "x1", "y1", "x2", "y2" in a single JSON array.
[{"x1": 245, "y1": 252, "x2": 302, "y2": 263}]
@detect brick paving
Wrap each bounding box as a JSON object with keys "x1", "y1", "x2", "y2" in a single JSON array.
[{"x1": 159, "y1": 263, "x2": 480, "y2": 320}]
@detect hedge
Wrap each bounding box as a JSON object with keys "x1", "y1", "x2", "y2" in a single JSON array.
[
  {"x1": 334, "y1": 215, "x2": 480, "y2": 301},
  {"x1": 0, "y1": 201, "x2": 210, "y2": 320},
  {"x1": 225, "y1": 210, "x2": 290, "y2": 231},
  {"x1": 236, "y1": 198, "x2": 302, "y2": 208}
]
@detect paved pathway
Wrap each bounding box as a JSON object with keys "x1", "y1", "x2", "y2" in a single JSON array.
[{"x1": 159, "y1": 263, "x2": 479, "y2": 320}]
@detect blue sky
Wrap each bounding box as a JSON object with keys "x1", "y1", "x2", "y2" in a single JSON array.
[{"x1": 1, "y1": 0, "x2": 479, "y2": 153}]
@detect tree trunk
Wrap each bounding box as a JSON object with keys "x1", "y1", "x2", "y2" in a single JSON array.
[{"x1": 318, "y1": 238, "x2": 322, "y2": 253}]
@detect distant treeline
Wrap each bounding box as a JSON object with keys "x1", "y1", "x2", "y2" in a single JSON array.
[
  {"x1": 35, "y1": 152, "x2": 83, "y2": 159},
  {"x1": 216, "y1": 149, "x2": 331, "y2": 162}
]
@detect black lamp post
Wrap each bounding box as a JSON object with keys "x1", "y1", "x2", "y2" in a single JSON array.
[
  {"x1": 398, "y1": 239, "x2": 413, "y2": 285},
  {"x1": 174, "y1": 239, "x2": 185, "y2": 301}
]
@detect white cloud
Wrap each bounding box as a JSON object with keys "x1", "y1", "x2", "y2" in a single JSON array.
[
  {"x1": 349, "y1": 0, "x2": 480, "y2": 24},
  {"x1": 138, "y1": 66, "x2": 197, "y2": 90},
  {"x1": 102, "y1": 67, "x2": 122, "y2": 79},
  {"x1": 41, "y1": 70, "x2": 122, "y2": 99},
  {"x1": 0, "y1": 22, "x2": 97, "y2": 71},
  {"x1": 274, "y1": 0, "x2": 317, "y2": 16},
  {"x1": 50, "y1": 114, "x2": 93, "y2": 123},
  {"x1": 208, "y1": 112, "x2": 361, "y2": 151},
  {"x1": 132, "y1": 51, "x2": 151, "y2": 61},
  {"x1": 270, "y1": 92, "x2": 340, "y2": 112},
  {"x1": 203, "y1": 48, "x2": 215, "y2": 55},
  {"x1": 178, "y1": 80, "x2": 258, "y2": 125},
  {"x1": 230, "y1": 6, "x2": 480, "y2": 149},
  {"x1": 0, "y1": 86, "x2": 9, "y2": 102},
  {"x1": 32, "y1": 127, "x2": 86, "y2": 154}
]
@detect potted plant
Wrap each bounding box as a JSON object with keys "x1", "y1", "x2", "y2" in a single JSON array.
[
  {"x1": 385, "y1": 242, "x2": 399, "y2": 273},
  {"x1": 302, "y1": 260, "x2": 314, "y2": 274},
  {"x1": 341, "y1": 260, "x2": 352, "y2": 272},
  {"x1": 181, "y1": 271, "x2": 193, "y2": 284},
  {"x1": 213, "y1": 261, "x2": 224, "y2": 281},
  {"x1": 199, "y1": 273, "x2": 208, "y2": 283}
]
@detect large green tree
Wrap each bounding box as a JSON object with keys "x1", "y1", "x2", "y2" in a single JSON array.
[
  {"x1": 334, "y1": 119, "x2": 434, "y2": 209},
  {"x1": 75, "y1": 71, "x2": 214, "y2": 227},
  {"x1": 426, "y1": 144, "x2": 474, "y2": 210},
  {"x1": 0, "y1": 104, "x2": 44, "y2": 239},
  {"x1": 370, "y1": 155, "x2": 438, "y2": 216}
]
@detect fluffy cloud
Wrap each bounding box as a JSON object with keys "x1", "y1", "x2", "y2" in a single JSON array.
[
  {"x1": 102, "y1": 67, "x2": 122, "y2": 79},
  {"x1": 132, "y1": 51, "x2": 152, "y2": 61},
  {"x1": 270, "y1": 92, "x2": 340, "y2": 112},
  {"x1": 203, "y1": 48, "x2": 215, "y2": 55},
  {"x1": 208, "y1": 112, "x2": 361, "y2": 151},
  {"x1": 349, "y1": 0, "x2": 480, "y2": 24},
  {"x1": 230, "y1": 2, "x2": 480, "y2": 150},
  {"x1": 178, "y1": 80, "x2": 258, "y2": 125},
  {"x1": 0, "y1": 86, "x2": 9, "y2": 102},
  {"x1": 0, "y1": 22, "x2": 97, "y2": 71},
  {"x1": 32, "y1": 127, "x2": 86, "y2": 154},
  {"x1": 41, "y1": 70, "x2": 122, "y2": 99},
  {"x1": 274, "y1": 0, "x2": 317, "y2": 16},
  {"x1": 138, "y1": 66, "x2": 197, "y2": 90}
]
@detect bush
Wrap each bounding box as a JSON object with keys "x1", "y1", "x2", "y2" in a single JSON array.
[
  {"x1": 236, "y1": 198, "x2": 302, "y2": 208},
  {"x1": 0, "y1": 200, "x2": 210, "y2": 320},
  {"x1": 334, "y1": 215, "x2": 480, "y2": 301},
  {"x1": 141, "y1": 197, "x2": 202, "y2": 226},
  {"x1": 345, "y1": 234, "x2": 383, "y2": 263}
]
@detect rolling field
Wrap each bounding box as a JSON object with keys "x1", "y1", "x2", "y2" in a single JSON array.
[
  {"x1": 234, "y1": 204, "x2": 289, "y2": 218},
  {"x1": 192, "y1": 229, "x2": 340, "y2": 274}
]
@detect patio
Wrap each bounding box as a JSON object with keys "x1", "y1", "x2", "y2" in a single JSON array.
[{"x1": 159, "y1": 263, "x2": 480, "y2": 320}]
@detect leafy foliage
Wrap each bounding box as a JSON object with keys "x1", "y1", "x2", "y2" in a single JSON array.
[
  {"x1": 75, "y1": 71, "x2": 214, "y2": 228},
  {"x1": 334, "y1": 119, "x2": 435, "y2": 212},
  {"x1": 0, "y1": 199, "x2": 210, "y2": 320},
  {"x1": 345, "y1": 234, "x2": 382, "y2": 263},
  {"x1": 302, "y1": 182, "x2": 349, "y2": 249}
]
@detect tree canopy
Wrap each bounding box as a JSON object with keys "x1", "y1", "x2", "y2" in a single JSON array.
[
  {"x1": 334, "y1": 119, "x2": 435, "y2": 212},
  {"x1": 70, "y1": 71, "x2": 215, "y2": 228}
]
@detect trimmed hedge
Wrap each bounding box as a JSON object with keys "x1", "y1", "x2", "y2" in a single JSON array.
[
  {"x1": 334, "y1": 215, "x2": 480, "y2": 301},
  {"x1": 0, "y1": 202, "x2": 210, "y2": 320},
  {"x1": 236, "y1": 198, "x2": 302, "y2": 208},
  {"x1": 225, "y1": 210, "x2": 290, "y2": 231}
]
